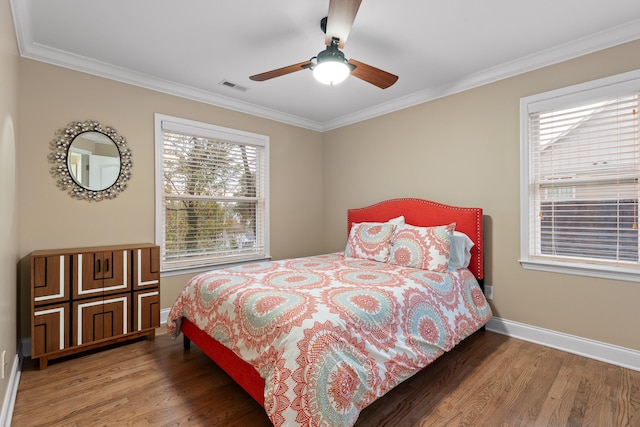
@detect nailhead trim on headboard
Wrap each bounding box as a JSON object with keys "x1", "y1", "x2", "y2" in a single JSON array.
[{"x1": 347, "y1": 198, "x2": 484, "y2": 280}]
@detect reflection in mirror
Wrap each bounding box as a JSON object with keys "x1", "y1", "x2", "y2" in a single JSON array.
[
  {"x1": 48, "y1": 120, "x2": 133, "y2": 201},
  {"x1": 68, "y1": 131, "x2": 121, "y2": 191}
]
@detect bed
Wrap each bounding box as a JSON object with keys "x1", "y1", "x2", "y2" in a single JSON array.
[{"x1": 167, "y1": 198, "x2": 491, "y2": 426}]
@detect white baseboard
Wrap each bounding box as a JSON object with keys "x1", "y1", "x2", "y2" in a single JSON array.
[
  {"x1": 1, "y1": 354, "x2": 20, "y2": 427},
  {"x1": 8, "y1": 309, "x2": 173, "y2": 425},
  {"x1": 160, "y1": 307, "x2": 170, "y2": 325},
  {"x1": 7, "y1": 310, "x2": 636, "y2": 427},
  {"x1": 161, "y1": 308, "x2": 640, "y2": 371},
  {"x1": 486, "y1": 317, "x2": 640, "y2": 372}
]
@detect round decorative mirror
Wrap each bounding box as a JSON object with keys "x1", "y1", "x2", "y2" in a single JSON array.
[{"x1": 48, "y1": 120, "x2": 132, "y2": 201}]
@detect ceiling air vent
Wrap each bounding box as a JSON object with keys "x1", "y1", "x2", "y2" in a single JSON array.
[{"x1": 219, "y1": 80, "x2": 248, "y2": 91}]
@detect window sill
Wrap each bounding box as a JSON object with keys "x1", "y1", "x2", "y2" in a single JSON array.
[
  {"x1": 519, "y1": 258, "x2": 640, "y2": 283},
  {"x1": 161, "y1": 256, "x2": 272, "y2": 278}
]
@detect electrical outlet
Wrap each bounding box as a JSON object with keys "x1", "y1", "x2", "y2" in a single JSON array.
[{"x1": 484, "y1": 285, "x2": 493, "y2": 300}]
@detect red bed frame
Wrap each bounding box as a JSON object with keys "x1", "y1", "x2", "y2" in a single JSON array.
[{"x1": 180, "y1": 198, "x2": 484, "y2": 407}]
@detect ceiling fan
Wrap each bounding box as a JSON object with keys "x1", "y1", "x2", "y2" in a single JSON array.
[{"x1": 249, "y1": 0, "x2": 398, "y2": 89}]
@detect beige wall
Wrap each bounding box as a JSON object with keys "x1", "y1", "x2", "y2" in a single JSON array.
[
  {"x1": 0, "y1": 0, "x2": 19, "y2": 414},
  {"x1": 323, "y1": 39, "x2": 640, "y2": 351},
  {"x1": 17, "y1": 59, "x2": 324, "y2": 336},
  {"x1": 9, "y1": 18, "x2": 640, "y2": 358}
]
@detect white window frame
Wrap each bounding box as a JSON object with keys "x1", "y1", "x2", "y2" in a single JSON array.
[
  {"x1": 520, "y1": 69, "x2": 640, "y2": 282},
  {"x1": 154, "y1": 113, "x2": 270, "y2": 275}
]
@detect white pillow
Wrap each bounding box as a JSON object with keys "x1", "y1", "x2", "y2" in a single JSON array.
[
  {"x1": 388, "y1": 215, "x2": 405, "y2": 228},
  {"x1": 448, "y1": 231, "x2": 474, "y2": 270}
]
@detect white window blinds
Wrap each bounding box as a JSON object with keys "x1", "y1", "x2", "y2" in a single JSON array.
[
  {"x1": 525, "y1": 85, "x2": 639, "y2": 272},
  {"x1": 155, "y1": 115, "x2": 269, "y2": 272}
]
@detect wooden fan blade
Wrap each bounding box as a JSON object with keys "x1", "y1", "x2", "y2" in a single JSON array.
[
  {"x1": 349, "y1": 59, "x2": 398, "y2": 89},
  {"x1": 325, "y1": 0, "x2": 362, "y2": 48},
  {"x1": 249, "y1": 61, "x2": 312, "y2": 82}
]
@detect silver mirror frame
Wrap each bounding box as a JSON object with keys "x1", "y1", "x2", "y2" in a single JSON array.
[{"x1": 48, "y1": 120, "x2": 133, "y2": 201}]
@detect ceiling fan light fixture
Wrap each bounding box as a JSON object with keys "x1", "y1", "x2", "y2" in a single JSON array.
[
  {"x1": 312, "y1": 38, "x2": 352, "y2": 85},
  {"x1": 313, "y1": 59, "x2": 350, "y2": 85}
]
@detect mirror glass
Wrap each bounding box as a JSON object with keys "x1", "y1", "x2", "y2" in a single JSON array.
[{"x1": 67, "y1": 131, "x2": 121, "y2": 191}]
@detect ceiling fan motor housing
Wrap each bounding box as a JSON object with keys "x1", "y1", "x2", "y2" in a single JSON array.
[{"x1": 315, "y1": 38, "x2": 355, "y2": 70}]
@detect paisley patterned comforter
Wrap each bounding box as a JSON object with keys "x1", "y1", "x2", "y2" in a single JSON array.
[{"x1": 167, "y1": 253, "x2": 492, "y2": 426}]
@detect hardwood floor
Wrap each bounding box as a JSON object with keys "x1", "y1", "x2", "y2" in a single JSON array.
[{"x1": 12, "y1": 329, "x2": 640, "y2": 426}]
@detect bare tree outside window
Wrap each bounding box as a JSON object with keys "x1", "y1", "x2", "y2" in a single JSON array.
[{"x1": 155, "y1": 115, "x2": 269, "y2": 272}]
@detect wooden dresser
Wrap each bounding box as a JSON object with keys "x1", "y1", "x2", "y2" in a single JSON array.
[{"x1": 30, "y1": 243, "x2": 160, "y2": 368}]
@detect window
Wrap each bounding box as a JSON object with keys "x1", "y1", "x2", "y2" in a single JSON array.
[
  {"x1": 520, "y1": 70, "x2": 640, "y2": 281},
  {"x1": 155, "y1": 114, "x2": 269, "y2": 273}
]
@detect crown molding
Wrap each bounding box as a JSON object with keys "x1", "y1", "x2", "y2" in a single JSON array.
[
  {"x1": 10, "y1": 1, "x2": 323, "y2": 132},
  {"x1": 24, "y1": 42, "x2": 325, "y2": 132},
  {"x1": 11, "y1": 0, "x2": 640, "y2": 132},
  {"x1": 322, "y1": 18, "x2": 640, "y2": 131}
]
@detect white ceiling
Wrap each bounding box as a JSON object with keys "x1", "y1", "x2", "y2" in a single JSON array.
[{"x1": 10, "y1": 0, "x2": 640, "y2": 131}]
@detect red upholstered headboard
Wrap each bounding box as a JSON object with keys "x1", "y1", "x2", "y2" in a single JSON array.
[{"x1": 347, "y1": 198, "x2": 484, "y2": 280}]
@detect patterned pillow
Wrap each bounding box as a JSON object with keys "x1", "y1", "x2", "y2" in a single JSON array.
[
  {"x1": 389, "y1": 223, "x2": 455, "y2": 271},
  {"x1": 345, "y1": 222, "x2": 396, "y2": 262}
]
